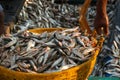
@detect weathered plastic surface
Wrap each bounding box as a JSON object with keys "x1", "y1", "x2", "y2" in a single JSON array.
[{"x1": 0, "y1": 28, "x2": 104, "y2": 80}]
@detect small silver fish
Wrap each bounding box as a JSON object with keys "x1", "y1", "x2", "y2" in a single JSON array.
[{"x1": 59, "y1": 64, "x2": 76, "y2": 71}]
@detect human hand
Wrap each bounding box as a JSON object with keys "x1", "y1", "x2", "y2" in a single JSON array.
[{"x1": 94, "y1": 13, "x2": 109, "y2": 36}]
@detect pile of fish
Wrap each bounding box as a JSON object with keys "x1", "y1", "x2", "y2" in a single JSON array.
[
  {"x1": 0, "y1": 27, "x2": 98, "y2": 73},
  {"x1": 11, "y1": 0, "x2": 120, "y2": 77},
  {"x1": 13, "y1": 0, "x2": 116, "y2": 33},
  {"x1": 16, "y1": 0, "x2": 79, "y2": 30},
  {"x1": 92, "y1": 27, "x2": 120, "y2": 77}
]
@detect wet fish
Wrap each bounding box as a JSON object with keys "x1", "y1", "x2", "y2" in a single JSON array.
[
  {"x1": 9, "y1": 0, "x2": 118, "y2": 77},
  {"x1": 0, "y1": 27, "x2": 97, "y2": 73}
]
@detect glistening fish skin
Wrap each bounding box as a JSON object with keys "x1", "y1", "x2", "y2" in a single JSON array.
[{"x1": 0, "y1": 27, "x2": 97, "y2": 73}]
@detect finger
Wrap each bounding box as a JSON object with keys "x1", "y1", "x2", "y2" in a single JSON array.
[
  {"x1": 104, "y1": 26, "x2": 109, "y2": 36},
  {"x1": 95, "y1": 26, "x2": 101, "y2": 35}
]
